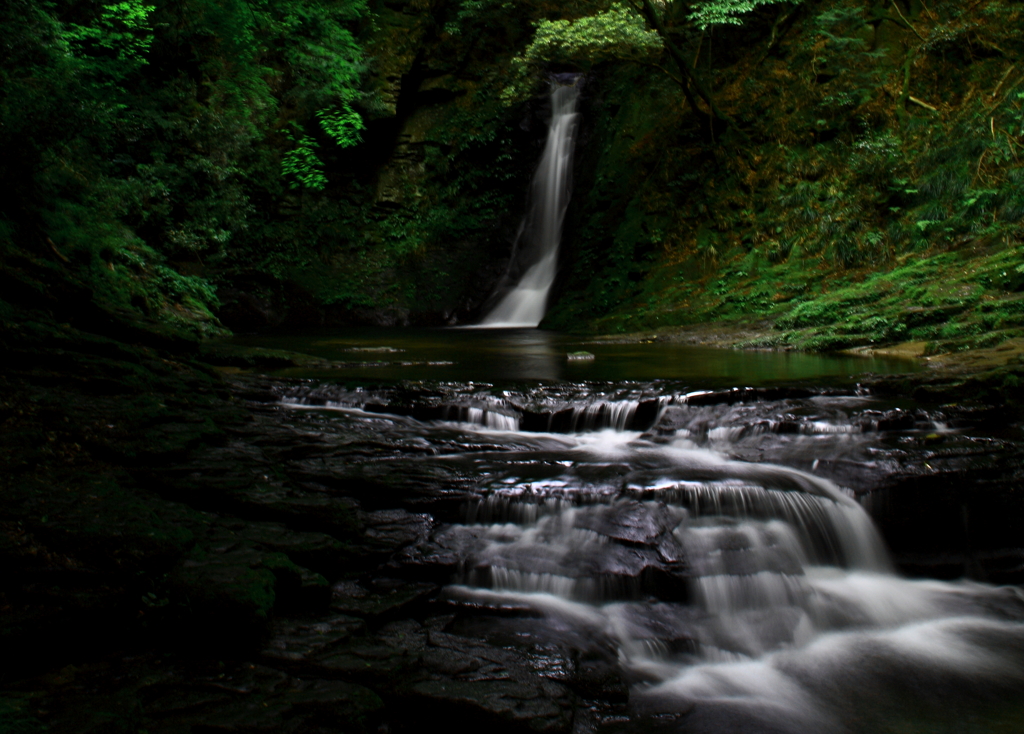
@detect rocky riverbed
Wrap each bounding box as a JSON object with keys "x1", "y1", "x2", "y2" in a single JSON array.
[{"x1": 4, "y1": 318, "x2": 1024, "y2": 733}]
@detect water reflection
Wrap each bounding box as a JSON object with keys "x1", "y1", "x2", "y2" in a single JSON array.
[{"x1": 228, "y1": 327, "x2": 921, "y2": 385}]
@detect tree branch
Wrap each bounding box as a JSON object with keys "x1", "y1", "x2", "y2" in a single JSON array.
[
  {"x1": 889, "y1": 0, "x2": 926, "y2": 41},
  {"x1": 757, "y1": 3, "x2": 802, "y2": 66},
  {"x1": 634, "y1": 0, "x2": 748, "y2": 142},
  {"x1": 908, "y1": 96, "x2": 938, "y2": 112}
]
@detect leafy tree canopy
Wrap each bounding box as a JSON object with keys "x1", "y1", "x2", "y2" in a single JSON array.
[
  {"x1": 688, "y1": 0, "x2": 798, "y2": 29},
  {"x1": 503, "y1": 3, "x2": 663, "y2": 102},
  {"x1": 502, "y1": 0, "x2": 800, "y2": 110}
]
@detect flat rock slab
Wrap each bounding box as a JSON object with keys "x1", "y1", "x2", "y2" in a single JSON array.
[
  {"x1": 331, "y1": 578, "x2": 438, "y2": 619},
  {"x1": 403, "y1": 630, "x2": 575, "y2": 733},
  {"x1": 361, "y1": 509, "x2": 432, "y2": 550},
  {"x1": 388, "y1": 525, "x2": 491, "y2": 581},
  {"x1": 572, "y1": 501, "x2": 681, "y2": 545},
  {"x1": 312, "y1": 620, "x2": 428, "y2": 686},
  {"x1": 223, "y1": 519, "x2": 349, "y2": 576},
  {"x1": 261, "y1": 615, "x2": 366, "y2": 664},
  {"x1": 407, "y1": 679, "x2": 571, "y2": 733}
]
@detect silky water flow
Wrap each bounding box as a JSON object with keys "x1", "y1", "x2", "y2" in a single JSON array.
[
  {"x1": 278, "y1": 380, "x2": 1024, "y2": 733},
  {"x1": 480, "y1": 77, "x2": 581, "y2": 328}
]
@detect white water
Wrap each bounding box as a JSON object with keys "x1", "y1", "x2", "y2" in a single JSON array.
[
  {"x1": 442, "y1": 423, "x2": 1024, "y2": 732},
  {"x1": 479, "y1": 78, "x2": 581, "y2": 328},
  {"x1": 278, "y1": 382, "x2": 1024, "y2": 730}
]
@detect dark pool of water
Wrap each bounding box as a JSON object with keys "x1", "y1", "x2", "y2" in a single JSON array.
[{"x1": 227, "y1": 327, "x2": 922, "y2": 385}]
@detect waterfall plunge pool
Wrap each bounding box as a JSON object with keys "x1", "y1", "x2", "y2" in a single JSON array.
[
  {"x1": 225, "y1": 326, "x2": 922, "y2": 385},
  {"x1": 212, "y1": 328, "x2": 1024, "y2": 733}
]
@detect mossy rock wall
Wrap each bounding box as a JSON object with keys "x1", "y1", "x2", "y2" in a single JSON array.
[{"x1": 218, "y1": 0, "x2": 557, "y2": 328}]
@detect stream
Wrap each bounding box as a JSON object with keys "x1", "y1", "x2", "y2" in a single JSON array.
[{"x1": 215, "y1": 327, "x2": 1024, "y2": 733}]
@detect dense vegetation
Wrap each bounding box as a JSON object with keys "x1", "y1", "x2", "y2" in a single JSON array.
[
  {"x1": 0, "y1": 0, "x2": 375, "y2": 334},
  {"x1": 542, "y1": 0, "x2": 1024, "y2": 354},
  {"x1": 1, "y1": 0, "x2": 1023, "y2": 349}
]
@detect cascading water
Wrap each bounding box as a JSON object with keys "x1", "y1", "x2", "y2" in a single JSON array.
[
  {"x1": 479, "y1": 76, "x2": 581, "y2": 328},
  {"x1": 273, "y1": 378, "x2": 1024, "y2": 733}
]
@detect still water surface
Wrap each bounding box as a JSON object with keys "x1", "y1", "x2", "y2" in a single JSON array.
[{"x1": 228, "y1": 327, "x2": 920, "y2": 384}]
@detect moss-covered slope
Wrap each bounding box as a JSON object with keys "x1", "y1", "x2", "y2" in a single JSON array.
[{"x1": 545, "y1": 0, "x2": 1024, "y2": 354}]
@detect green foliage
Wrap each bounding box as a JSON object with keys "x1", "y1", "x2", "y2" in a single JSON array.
[
  {"x1": 277, "y1": 0, "x2": 367, "y2": 108},
  {"x1": 444, "y1": 0, "x2": 514, "y2": 36},
  {"x1": 0, "y1": 696, "x2": 43, "y2": 734},
  {"x1": 282, "y1": 134, "x2": 327, "y2": 191},
  {"x1": 0, "y1": 0, "x2": 373, "y2": 331},
  {"x1": 317, "y1": 106, "x2": 365, "y2": 148},
  {"x1": 527, "y1": 3, "x2": 662, "y2": 61},
  {"x1": 63, "y1": 0, "x2": 155, "y2": 61},
  {"x1": 546, "y1": 0, "x2": 1024, "y2": 338},
  {"x1": 688, "y1": 0, "x2": 799, "y2": 29},
  {"x1": 502, "y1": 3, "x2": 662, "y2": 104}
]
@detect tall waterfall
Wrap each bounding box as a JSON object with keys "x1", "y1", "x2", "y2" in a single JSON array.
[{"x1": 480, "y1": 77, "x2": 581, "y2": 328}]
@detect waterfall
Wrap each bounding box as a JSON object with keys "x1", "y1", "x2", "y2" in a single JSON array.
[{"x1": 479, "y1": 77, "x2": 582, "y2": 328}]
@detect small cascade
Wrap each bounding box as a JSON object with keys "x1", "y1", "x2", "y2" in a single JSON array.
[
  {"x1": 277, "y1": 383, "x2": 669, "y2": 434},
  {"x1": 268, "y1": 375, "x2": 1024, "y2": 732},
  {"x1": 446, "y1": 405, "x2": 520, "y2": 431},
  {"x1": 569, "y1": 400, "x2": 637, "y2": 431},
  {"x1": 530, "y1": 394, "x2": 671, "y2": 433},
  {"x1": 479, "y1": 77, "x2": 582, "y2": 328}
]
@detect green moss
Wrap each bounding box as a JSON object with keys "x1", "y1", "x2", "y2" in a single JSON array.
[{"x1": 542, "y1": 0, "x2": 1024, "y2": 347}]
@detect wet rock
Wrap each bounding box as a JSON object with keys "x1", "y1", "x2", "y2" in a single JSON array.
[
  {"x1": 358, "y1": 508, "x2": 433, "y2": 557},
  {"x1": 388, "y1": 525, "x2": 491, "y2": 581},
  {"x1": 631, "y1": 399, "x2": 666, "y2": 431},
  {"x1": 857, "y1": 408, "x2": 918, "y2": 433},
  {"x1": 610, "y1": 603, "x2": 703, "y2": 659},
  {"x1": 312, "y1": 620, "x2": 428, "y2": 687},
  {"x1": 42, "y1": 688, "x2": 144, "y2": 734},
  {"x1": 574, "y1": 660, "x2": 629, "y2": 703},
  {"x1": 165, "y1": 458, "x2": 363, "y2": 538},
  {"x1": 573, "y1": 501, "x2": 681, "y2": 545},
  {"x1": 261, "y1": 615, "x2": 366, "y2": 665},
  {"x1": 167, "y1": 546, "x2": 278, "y2": 648},
  {"x1": 226, "y1": 519, "x2": 350, "y2": 578},
  {"x1": 407, "y1": 679, "x2": 571, "y2": 733},
  {"x1": 403, "y1": 630, "x2": 575, "y2": 733},
  {"x1": 680, "y1": 387, "x2": 816, "y2": 407},
  {"x1": 468, "y1": 539, "x2": 679, "y2": 602},
  {"x1": 445, "y1": 610, "x2": 627, "y2": 702},
  {"x1": 439, "y1": 587, "x2": 544, "y2": 617},
  {"x1": 330, "y1": 578, "x2": 438, "y2": 619}
]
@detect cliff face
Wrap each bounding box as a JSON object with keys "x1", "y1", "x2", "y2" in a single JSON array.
[
  {"x1": 225, "y1": 0, "x2": 543, "y2": 328},
  {"x1": 214, "y1": 0, "x2": 628, "y2": 329}
]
